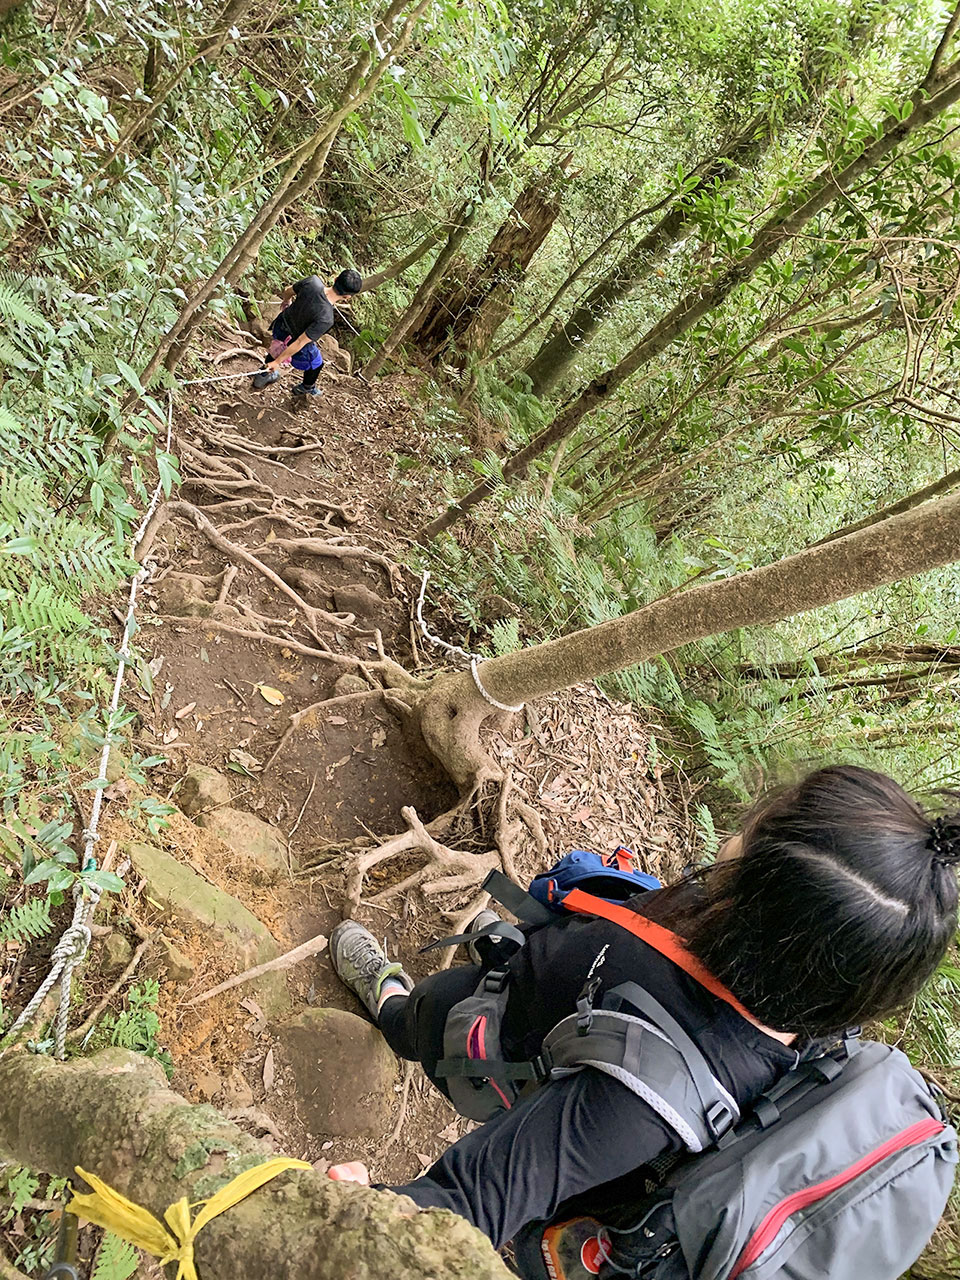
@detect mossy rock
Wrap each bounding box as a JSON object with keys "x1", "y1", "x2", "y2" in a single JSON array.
[{"x1": 127, "y1": 842, "x2": 288, "y2": 1014}]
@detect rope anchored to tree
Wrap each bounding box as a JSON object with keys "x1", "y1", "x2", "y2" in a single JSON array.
[
  {"x1": 415, "y1": 570, "x2": 525, "y2": 712},
  {"x1": 1, "y1": 397, "x2": 173, "y2": 1058}
]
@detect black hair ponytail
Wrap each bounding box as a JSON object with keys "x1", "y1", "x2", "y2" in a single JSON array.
[{"x1": 652, "y1": 766, "x2": 959, "y2": 1038}]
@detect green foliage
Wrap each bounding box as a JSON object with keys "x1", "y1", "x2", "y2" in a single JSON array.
[
  {"x1": 0, "y1": 897, "x2": 54, "y2": 945},
  {"x1": 92, "y1": 1232, "x2": 139, "y2": 1280},
  {"x1": 86, "y1": 980, "x2": 173, "y2": 1077},
  {"x1": 0, "y1": 1166, "x2": 70, "y2": 1276}
]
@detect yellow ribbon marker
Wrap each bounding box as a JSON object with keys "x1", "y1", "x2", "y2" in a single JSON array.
[{"x1": 68, "y1": 1157, "x2": 311, "y2": 1280}]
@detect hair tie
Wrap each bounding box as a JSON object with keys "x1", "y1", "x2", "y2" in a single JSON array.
[{"x1": 927, "y1": 816, "x2": 960, "y2": 867}]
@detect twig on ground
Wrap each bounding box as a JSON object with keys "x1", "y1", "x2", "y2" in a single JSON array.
[
  {"x1": 289, "y1": 774, "x2": 318, "y2": 841},
  {"x1": 384, "y1": 1060, "x2": 417, "y2": 1147},
  {"x1": 185, "y1": 931, "x2": 329, "y2": 1005},
  {"x1": 265, "y1": 688, "x2": 384, "y2": 772},
  {"x1": 67, "y1": 930, "x2": 151, "y2": 1043}
]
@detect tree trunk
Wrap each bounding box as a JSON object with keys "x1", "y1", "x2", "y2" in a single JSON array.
[
  {"x1": 814, "y1": 464, "x2": 960, "y2": 545},
  {"x1": 417, "y1": 486, "x2": 960, "y2": 776},
  {"x1": 0, "y1": 1048, "x2": 510, "y2": 1280},
  {"x1": 411, "y1": 172, "x2": 563, "y2": 359},
  {"x1": 360, "y1": 229, "x2": 444, "y2": 292},
  {"x1": 419, "y1": 54, "x2": 960, "y2": 542},
  {"x1": 364, "y1": 200, "x2": 479, "y2": 378},
  {"x1": 521, "y1": 11, "x2": 880, "y2": 396}
]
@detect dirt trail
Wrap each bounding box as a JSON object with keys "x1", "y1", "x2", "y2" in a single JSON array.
[{"x1": 87, "y1": 328, "x2": 698, "y2": 1185}]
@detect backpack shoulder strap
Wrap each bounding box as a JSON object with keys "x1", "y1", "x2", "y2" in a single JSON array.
[
  {"x1": 609, "y1": 981, "x2": 739, "y2": 1143},
  {"x1": 543, "y1": 982, "x2": 739, "y2": 1151},
  {"x1": 483, "y1": 868, "x2": 555, "y2": 924},
  {"x1": 562, "y1": 888, "x2": 762, "y2": 1028}
]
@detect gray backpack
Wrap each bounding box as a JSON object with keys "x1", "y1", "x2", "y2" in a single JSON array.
[
  {"x1": 511, "y1": 1026, "x2": 956, "y2": 1280},
  {"x1": 429, "y1": 875, "x2": 958, "y2": 1280}
]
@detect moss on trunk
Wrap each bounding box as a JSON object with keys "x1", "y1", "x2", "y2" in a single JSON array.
[{"x1": 0, "y1": 1048, "x2": 511, "y2": 1280}]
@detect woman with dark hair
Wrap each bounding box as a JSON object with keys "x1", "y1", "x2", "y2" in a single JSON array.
[{"x1": 328, "y1": 766, "x2": 959, "y2": 1251}]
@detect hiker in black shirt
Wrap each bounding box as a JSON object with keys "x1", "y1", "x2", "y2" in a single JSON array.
[
  {"x1": 253, "y1": 268, "x2": 361, "y2": 396},
  {"x1": 327, "y1": 766, "x2": 959, "y2": 1252}
]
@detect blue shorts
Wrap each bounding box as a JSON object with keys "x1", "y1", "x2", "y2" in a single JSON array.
[{"x1": 271, "y1": 314, "x2": 324, "y2": 371}]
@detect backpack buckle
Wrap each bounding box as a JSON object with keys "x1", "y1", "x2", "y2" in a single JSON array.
[
  {"x1": 576, "y1": 976, "x2": 602, "y2": 1034},
  {"x1": 483, "y1": 969, "x2": 510, "y2": 994},
  {"x1": 705, "y1": 1099, "x2": 735, "y2": 1142}
]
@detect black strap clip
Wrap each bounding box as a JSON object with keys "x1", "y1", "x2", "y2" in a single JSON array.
[
  {"x1": 483, "y1": 968, "x2": 510, "y2": 994},
  {"x1": 576, "y1": 976, "x2": 602, "y2": 1035},
  {"x1": 705, "y1": 1099, "x2": 736, "y2": 1143}
]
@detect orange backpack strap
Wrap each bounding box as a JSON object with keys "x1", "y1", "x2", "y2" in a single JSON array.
[{"x1": 562, "y1": 888, "x2": 760, "y2": 1028}]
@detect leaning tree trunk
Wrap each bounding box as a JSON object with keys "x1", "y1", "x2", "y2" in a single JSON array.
[
  {"x1": 418, "y1": 50, "x2": 960, "y2": 542},
  {"x1": 0, "y1": 1048, "x2": 510, "y2": 1280},
  {"x1": 411, "y1": 171, "x2": 563, "y2": 359},
  {"x1": 414, "y1": 484, "x2": 960, "y2": 790},
  {"x1": 364, "y1": 199, "x2": 479, "y2": 378}
]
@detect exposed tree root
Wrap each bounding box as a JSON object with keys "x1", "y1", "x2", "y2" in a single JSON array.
[
  {"x1": 343, "y1": 805, "x2": 498, "y2": 917},
  {"x1": 436, "y1": 890, "x2": 492, "y2": 970},
  {"x1": 159, "y1": 616, "x2": 367, "y2": 666},
  {"x1": 261, "y1": 536, "x2": 405, "y2": 596},
  {"x1": 164, "y1": 500, "x2": 355, "y2": 632},
  {"x1": 180, "y1": 439, "x2": 348, "y2": 522}
]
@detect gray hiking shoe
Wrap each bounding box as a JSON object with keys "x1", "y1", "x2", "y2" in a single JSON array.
[
  {"x1": 330, "y1": 920, "x2": 412, "y2": 1019},
  {"x1": 252, "y1": 368, "x2": 279, "y2": 389},
  {"x1": 466, "y1": 908, "x2": 505, "y2": 966}
]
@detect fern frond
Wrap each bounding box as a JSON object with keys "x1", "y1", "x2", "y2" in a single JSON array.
[
  {"x1": 0, "y1": 275, "x2": 46, "y2": 329},
  {"x1": 0, "y1": 897, "x2": 54, "y2": 944},
  {"x1": 92, "y1": 1232, "x2": 139, "y2": 1280}
]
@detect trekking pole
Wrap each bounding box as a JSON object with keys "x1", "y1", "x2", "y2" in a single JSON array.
[{"x1": 41, "y1": 1199, "x2": 79, "y2": 1280}]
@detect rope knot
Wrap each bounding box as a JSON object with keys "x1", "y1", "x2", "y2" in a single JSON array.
[{"x1": 53, "y1": 925, "x2": 92, "y2": 965}]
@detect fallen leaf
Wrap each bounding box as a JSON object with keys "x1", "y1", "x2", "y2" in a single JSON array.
[
  {"x1": 228, "y1": 748, "x2": 262, "y2": 774},
  {"x1": 281, "y1": 648, "x2": 293, "y2": 659},
  {"x1": 416, "y1": 1152, "x2": 433, "y2": 1170},
  {"x1": 262, "y1": 1048, "x2": 275, "y2": 1091},
  {"x1": 371, "y1": 728, "x2": 387, "y2": 749},
  {"x1": 147, "y1": 656, "x2": 165, "y2": 677},
  {"x1": 174, "y1": 702, "x2": 197, "y2": 719},
  {"x1": 256, "y1": 684, "x2": 285, "y2": 706},
  {"x1": 240, "y1": 716, "x2": 257, "y2": 726},
  {"x1": 326, "y1": 716, "x2": 347, "y2": 725},
  {"x1": 199, "y1": 647, "x2": 210, "y2": 664},
  {"x1": 265, "y1": 528, "x2": 276, "y2": 543},
  {"x1": 162, "y1": 726, "x2": 180, "y2": 743}
]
